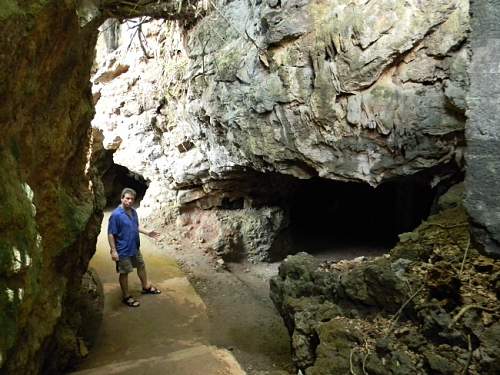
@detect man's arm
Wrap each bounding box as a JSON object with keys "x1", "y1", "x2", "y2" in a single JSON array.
[
  {"x1": 108, "y1": 234, "x2": 119, "y2": 261},
  {"x1": 139, "y1": 226, "x2": 160, "y2": 240}
]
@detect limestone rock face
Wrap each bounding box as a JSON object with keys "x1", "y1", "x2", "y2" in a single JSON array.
[
  {"x1": 78, "y1": 268, "x2": 105, "y2": 348},
  {"x1": 92, "y1": 0, "x2": 469, "y2": 260},
  {"x1": 465, "y1": 0, "x2": 500, "y2": 258},
  {"x1": 176, "y1": 205, "x2": 289, "y2": 262},
  {"x1": 184, "y1": 0, "x2": 468, "y2": 184}
]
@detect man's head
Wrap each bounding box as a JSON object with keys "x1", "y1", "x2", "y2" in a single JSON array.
[{"x1": 120, "y1": 188, "x2": 137, "y2": 209}]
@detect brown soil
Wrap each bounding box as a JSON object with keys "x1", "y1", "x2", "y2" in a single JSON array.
[{"x1": 159, "y1": 225, "x2": 295, "y2": 375}]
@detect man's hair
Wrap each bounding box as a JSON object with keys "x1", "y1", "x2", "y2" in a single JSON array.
[{"x1": 121, "y1": 187, "x2": 137, "y2": 199}]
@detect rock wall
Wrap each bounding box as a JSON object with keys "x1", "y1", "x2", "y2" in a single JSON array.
[
  {"x1": 0, "y1": 2, "x2": 103, "y2": 373},
  {"x1": 93, "y1": 0, "x2": 469, "y2": 260},
  {"x1": 0, "y1": 1, "x2": 204, "y2": 374},
  {"x1": 465, "y1": 0, "x2": 500, "y2": 258},
  {"x1": 185, "y1": 0, "x2": 468, "y2": 184}
]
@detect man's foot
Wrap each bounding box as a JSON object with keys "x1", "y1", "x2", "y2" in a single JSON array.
[
  {"x1": 122, "y1": 296, "x2": 140, "y2": 307},
  {"x1": 142, "y1": 285, "x2": 161, "y2": 295}
]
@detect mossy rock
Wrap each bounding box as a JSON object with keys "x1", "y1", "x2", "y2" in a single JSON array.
[
  {"x1": 391, "y1": 206, "x2": 468, "y2": 261},
  {"x1": 306, "y1": 318, "x2": 363, "y2": 375}
]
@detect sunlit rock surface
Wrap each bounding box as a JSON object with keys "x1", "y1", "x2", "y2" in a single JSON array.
[{"x1": 92, "y1": 0, "x2": 469, "y2": 259}]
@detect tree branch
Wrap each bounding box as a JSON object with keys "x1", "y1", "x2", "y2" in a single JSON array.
[{"x1": 100, "y1": 0, "x2": 205, "y2": 20}]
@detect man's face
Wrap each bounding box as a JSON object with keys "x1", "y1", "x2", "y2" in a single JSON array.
[{"x1": 121, "y1": 193, "x2": 135, "y2": 209}]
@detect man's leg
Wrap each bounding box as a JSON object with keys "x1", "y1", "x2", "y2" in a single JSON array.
[
  {"x1": 117, "y1": 257, "x2": 134, "y2": 298},
  {"x1": 119, "y1": 272, "x2": 129, "y2": 298},
  {"x1": 137, "y1": 263, "x2": 149, "y2": 290},
  {"x1": 134, "y1": 252, "x2": 160, "y2": 293},
  {"x1": 117, "y1": 258, "x2": 140, "y2": 306},
  {"x1": 134, "y1": 251, "x2": 150, "y2": 289}
]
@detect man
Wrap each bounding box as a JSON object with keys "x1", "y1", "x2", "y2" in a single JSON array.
[{"x1": 108, "y1": 187, "x2": 161, "y2": 307}]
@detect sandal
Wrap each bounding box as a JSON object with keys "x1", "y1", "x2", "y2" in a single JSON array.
[
  {"x1": 142, "y1": 285, "x2": 161, "y2": 295},
  {"x1": 122, "y1": 296, "x2": 140, "y2": 307}
]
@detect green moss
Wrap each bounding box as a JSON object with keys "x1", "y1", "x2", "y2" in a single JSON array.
[
  {"x1": 28, "y1": 0, "x2": 52, "y2": 13},
  {"x1": 0, "y1": 282, "x2": 19, "y2": 357},
  {"x1": 371, "y1": 85, "x2": 394, "y2": 100},
  {"x1": 0, "y1": 241, "x2": 14, "y2": 276},
  {"x1": 57, "y1": 190, "x2": 93, "y2": 249},
  {"x1": 0, "y1": 152, "x2": 38, "y2": 267},
  {"x1": 391, "y1": 206, "x2": 468, "y2": 261},
  {"x1": 0, "y1": 180, "x2": 36, "y2": 237},
  {"x1": 9, "y1": 139, "x2": 20, "y2": 162},
  {"x1": 0, "y1": 151, "x2": 40, "y2": 364},
  {"x1": 0, "y1": 0, "x2": 23, "y2": 20}
]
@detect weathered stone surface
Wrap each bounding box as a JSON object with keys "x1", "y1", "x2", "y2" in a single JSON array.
[
  {"x1": 0, "y1": 1, "x2": 200, "y2": 374},
  {"x1": 175, "y1": 205, "x2": 289, "y2": 262},
  {"x1": 185, "y1": 0, "x2": 467, "y2": 184},
  {"x1": 270, "y1": 201, "x2": 500, "y2": 374},
  {"x1": 437, "y1": 182, "x2": 464, "y2": 211},
  {"x1": 78, "y1": 268, "x2": 104, "y2": 348},
  {"x1": 92, "y1": 0, "x2": 469, "y2": 264},
  {"x1": 465, "y1": 0, "x2": 500, "y2": 258},
  {"x1": 0, "y1": 3, "x2": 104, "y2": 373}
]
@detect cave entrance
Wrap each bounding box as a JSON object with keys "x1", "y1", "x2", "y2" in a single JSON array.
[
  {"x1": 102, "y1": 152, "x2": 149, "y2": 208},
  {"x1": 287, "y1": 175, "x2": 437, "y2": 258}
]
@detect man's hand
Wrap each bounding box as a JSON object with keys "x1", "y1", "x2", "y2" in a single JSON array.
[
  {"x1": 148, "y1": 230, "x2": 160, "y2": 240},
  {"x1": 110, "y1": 249, "x2": 119, "y2": 261}
]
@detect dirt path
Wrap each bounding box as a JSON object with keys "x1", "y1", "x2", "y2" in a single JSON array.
[
  {"x1": 71, "y1": 212, "x2": 245, "y2": 375},
  {"x1": 177, "y1": 259, "x2": 294, "y2": 375},
  {"x1": 151, "y1": 224, "x2": 295, "y2": 375}
]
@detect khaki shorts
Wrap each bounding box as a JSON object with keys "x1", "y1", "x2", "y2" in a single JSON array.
[{"x1": 116, "y1": 250, "x2": 145, "y2": 274}]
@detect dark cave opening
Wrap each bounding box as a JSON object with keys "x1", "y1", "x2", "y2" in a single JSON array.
[
  {"x1": 286, "y1": 175, "x2": 438, "y2": 256},
  {"x1": 102, "y1": 152, "x2": 149, "y2": 207},
  {"x1": 199, "y1": 170, "x2": 452, "y2": 260}
]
